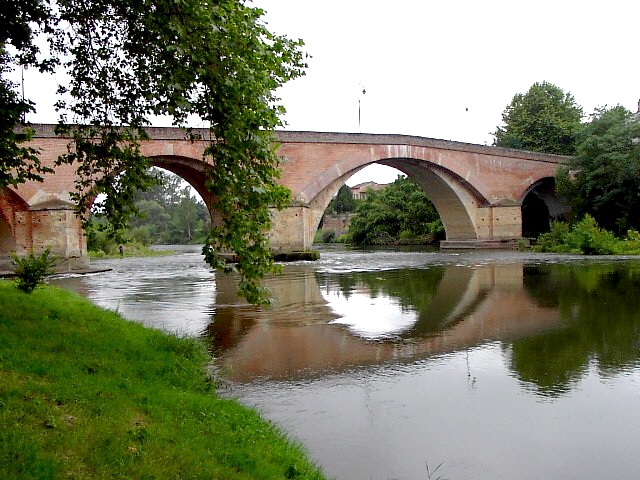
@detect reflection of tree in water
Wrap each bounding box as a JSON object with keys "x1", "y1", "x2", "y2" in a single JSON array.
[
  {"x1": 317, "y1": 267, "x2": 471, "y2": 337},
  {"x1": 511, "y1": 263, "x2": 640, "y2": 397}
]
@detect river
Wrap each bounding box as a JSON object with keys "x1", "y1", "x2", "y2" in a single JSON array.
[{"x1": 51, "y1": 245, "x2": 640, "y2": 480}]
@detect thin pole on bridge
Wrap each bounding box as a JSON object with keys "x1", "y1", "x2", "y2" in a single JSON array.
[{"x1": 358, "y1": 82, "x2": 366, "y2": 132}]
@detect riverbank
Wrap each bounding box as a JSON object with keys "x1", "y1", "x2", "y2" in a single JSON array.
[{"x1": 0, "y1": 280, "x2": 325, "y2": 479}]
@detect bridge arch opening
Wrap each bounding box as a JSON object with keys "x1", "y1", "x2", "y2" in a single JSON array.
[
  {"x1": 127, "y1": 164, "x2": 212, "y2": 246},
  {"x1": 86, "y1": 160, "x2": 213, "y2": 253},
  {"x1": 0, "y1": 189, "x2": 30, "y2": 265},
  {"x1": 521, "y1": 178, "x2": 569, "y2": 238},
  {"x1": 316, "y1": 164, "x2": 406, "y2": 243},
  {"x1": 309, "y1": 157, "x2": 483, "y2": 245}
]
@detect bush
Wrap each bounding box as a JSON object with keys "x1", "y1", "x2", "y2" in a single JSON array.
[
  {"x1": 320, "y1": 229, "x2": 336, "y2": 243},
  {"x1": 11, "y1": 248, "x2": 57, "y2": 293},
  {"x1": 129, "y1": 225, "x2": 152, "y2": 246},
  {"x1": 533, "y1": 215, "x2": 618, "y2": 255}
]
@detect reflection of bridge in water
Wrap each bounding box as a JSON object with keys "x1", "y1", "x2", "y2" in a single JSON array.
[{"x1": 208, "y1": 263, "x2": 560, "y2": 381}]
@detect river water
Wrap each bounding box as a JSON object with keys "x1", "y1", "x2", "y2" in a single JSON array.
[{"x1": 52, "y1": 245, "x2": 640, "y2": 480}]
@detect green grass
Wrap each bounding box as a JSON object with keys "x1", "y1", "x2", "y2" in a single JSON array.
[
  {"x1": 88, "y1": 242, "x2": 175, "y2": 259},
  {"x1": 0, "y1": 281, "x2": 326, "y2": 480}
]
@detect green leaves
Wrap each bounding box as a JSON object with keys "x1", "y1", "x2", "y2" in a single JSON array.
[
  {"x1": 493, "y1": 81, "x2": 583, "y2": 155},
  {"x1": 559, "y1": 105, "x2": 640, "y2": 234},
  {"x1": 3, "y1": 0, "x2": 306, "y2": 303},
  {"x1": 11, "y1": 248, "x2": 57, "y2": 293}
]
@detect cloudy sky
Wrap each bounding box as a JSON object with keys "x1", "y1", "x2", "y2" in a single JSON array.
[
  {"x1": 15, "y1": 0, "x2": 639, "y2": 184},
  {"x1": 253, "y1": 0, "x2": 639, "y2": 183}
]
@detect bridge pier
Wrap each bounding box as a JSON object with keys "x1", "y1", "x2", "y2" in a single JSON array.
[
  {"x1": 0, "y1": 204, "x2": 89, "y2": 272},
  {"x1": 440, "y1": 204, "x2": 524, "y2": 249},
  {"x1": 268, "y1": 205, "x2": 316, "y2": 252}
]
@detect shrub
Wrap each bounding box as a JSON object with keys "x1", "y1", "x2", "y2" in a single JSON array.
[
  {"x1": 321, "y1": 229, "x2": 336, "y2": 243},
  {"x1": 533, "y1": 215, "x2": 618, "y2": 255},
  {"x1": 11, "y1": 248, "x2": 57, "y2": 293}
]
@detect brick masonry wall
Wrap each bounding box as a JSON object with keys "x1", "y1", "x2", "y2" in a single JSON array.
[{"x1": 1, "y1": 126, "x2": 569, "y2": 266}]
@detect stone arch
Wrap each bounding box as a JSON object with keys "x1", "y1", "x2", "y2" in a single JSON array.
[
  {"x1": 379, "y1": 158, "x2": 484, "y2": 240},
  {"x1": 0, "y1": 189, "x2": 31, "y2": 269},
  {"x1": 306, "y1": 157, "x2": 488, "y2": 243},
  {"x1": 520, "y1": 177, "x2": 569, "y2": 238},
  {"x1": 147, "y1": 155, "x2": 221, "y2": 227}
]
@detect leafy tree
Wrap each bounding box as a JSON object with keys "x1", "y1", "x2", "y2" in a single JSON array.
[
  {"x1": 348, "y1": 176, "x2": 442, "y2": 245},
  {"x1": 493, "y1": 81, "x2": 583, "y2": 155},
  {"x1": 2, "y1": 1, "x2": 307, "y2": 303},
  {"x1": 327, "y1": 185, "x2": 356, "y2": 214},
  {"x1": 0, "y1": 0, "x2": 54, "y2": 188},
  {"x1": 557, "y1": 105, "x2": 640, "y2": 234}
]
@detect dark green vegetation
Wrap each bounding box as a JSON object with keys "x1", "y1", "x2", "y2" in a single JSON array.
[
  {"x1": 0, "y1": 1, "x2": 54, "y2": 188},
  {"x1": 516, "y1": 262, "x2": 640, "y2": 396},
  {"x1": 3, "y1": 0, "x2": 307, "y2": 303},
  {"x1": 88, "y1": 169, "x2": 211, "y2": 256},
  {"x1": 347, "y1": 176, "x2": 443, "y2": 245},
  {"x1": 495, "y1": 81, "x2": 640, "y2": 249},
  {"x1": 532, "y1": 215, "x2": 640, "y2": 255},
  {"x1": 557, "y1": 106, "x2": 640, "y2": 235},
  {"x1": 325, "y1": 185, "x2": 356, "y2": 215},
  {"x1": 130, "y1": 169, "x2": 210, "y2": 246},
  {"x1": 0, "y1": 281, "x2": 325, "y2": 479},
  {"x1": 493, "y1": 81, "x2": 583, "y2": 155}
]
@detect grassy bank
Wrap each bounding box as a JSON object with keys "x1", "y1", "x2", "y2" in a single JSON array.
[{"x1": 0, "y1": 281, "x2": 325, "y2": 480}]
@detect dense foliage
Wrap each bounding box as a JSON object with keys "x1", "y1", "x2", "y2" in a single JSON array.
[
  {"x1": 0, "y1": 0, "x2": 54, "y2": 188},
  {"x1": 129, "y1": 169, "x2": 210, "y2": 245},
  {"x1": 2, "y1": 0, "x2": 307, "y2": 303},
  {"x1": 493, "y1": 81, "x2": 583, "y2": 155},
  {"x1": 557, "y1": 105, "x2": 640, "y2": 235},
  {"x1": 532, "y1": 215, "x2": 640, "y2": 255},
  {"x1": 348, "y1": 176, "x2": 443, "y2": 245}
]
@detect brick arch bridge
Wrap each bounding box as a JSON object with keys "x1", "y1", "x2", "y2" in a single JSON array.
[{"x1": 0, "y1": 124, "x2": 568, "y2": 270}]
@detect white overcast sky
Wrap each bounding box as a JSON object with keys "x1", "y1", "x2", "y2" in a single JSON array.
[
  {"x1": 14, "y1": 0, "x2": 640, "y2": 185},
  {"x1": 253, "y1": 0, "x2": 639, "y2": 183}
]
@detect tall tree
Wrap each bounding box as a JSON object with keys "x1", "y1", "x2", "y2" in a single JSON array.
[
  {"x1": 2, "y1": 0, "x2": 307, "y2": 303},
  {"x1": 493, "y1": 81, "x2": 583, "y2": 155},
  {"x1": 557, "y1": 105, "x2": 640, "y2": 234},
  {"x1": 327, "y1": 184, "x2": 356, "y2": 214}
]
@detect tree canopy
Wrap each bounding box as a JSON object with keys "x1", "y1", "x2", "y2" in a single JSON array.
[
  {"x1": 557, "y1": 105, "x2": 640, "y2": 234},
  {"x1": 493, "y1": 81, "x2": 583, "y2": 155},
  {"x1": 2, "y1": 0, "x2": 307, "y2": 303}
]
